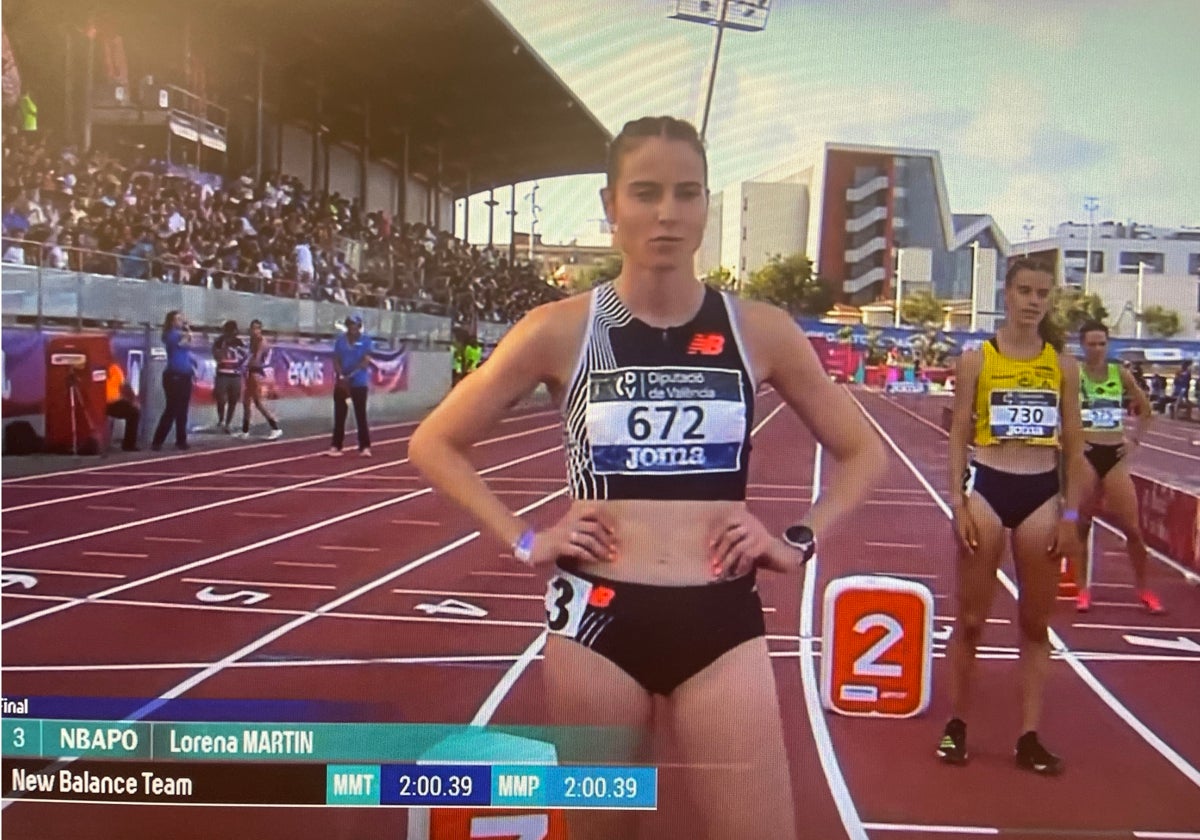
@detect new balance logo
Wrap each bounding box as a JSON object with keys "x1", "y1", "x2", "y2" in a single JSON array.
[{"x1": 687, "y1": 333, "x2": 725, "y2": 355}]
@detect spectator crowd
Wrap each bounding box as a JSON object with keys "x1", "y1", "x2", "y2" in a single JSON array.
[{"x1": 2, "y1": 130, "x2": 566, "y2": 324}]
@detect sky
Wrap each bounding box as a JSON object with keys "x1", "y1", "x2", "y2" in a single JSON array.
[{"x1": 456, "y1": 0, "x2": 1199, "y2": 250}]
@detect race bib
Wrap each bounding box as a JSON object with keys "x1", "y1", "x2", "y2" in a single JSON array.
[
  {"x1": 988, "y1": 389, "x2": 1059, "y2": 440},
  {"x1": 586, "y1": 367, "x2": 747, "y2": 475},
  {"x1": 545, "y1": 571, "x2": 594, "y2": 637},
  {"x1": 1082, "y1": 400, "x2": 1123, "y2": 431}
]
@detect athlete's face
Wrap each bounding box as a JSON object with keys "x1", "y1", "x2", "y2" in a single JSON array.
[
  {"x1": 1081, "y1": 329, "x2": 1108, "y2": 364},
  {"x1": 1004, "y1": 268, "x2": 1054, "y2": 329},
  {"x1": 600, "y1": 136, "x2": 708, "y2": 272}
]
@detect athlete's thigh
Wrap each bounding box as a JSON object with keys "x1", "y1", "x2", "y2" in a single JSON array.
[
  {"x1": 542, "y1": 634, "x2": 653, "y2": 749},
  {"x1": 543, "y1": 636, "x2": 652, "y2": 840},
  {"x1": 1100, "y1": 462, "x2": 1142, "y2": 534},
  {"x1": 956, "y1": 492, "x2": 1007, "y2": 621},
  {"x1": 667, "y1": 637, "x2": 796, "y2": 840},
  {"x1": 1078, "y1": 455, "x2": 1102, "y2": 517},
  {"x1": 1009, "y1": 495, "x2": 1061, "y2": 625}
]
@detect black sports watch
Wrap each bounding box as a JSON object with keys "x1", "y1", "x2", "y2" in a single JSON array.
[{"x1": 783, "y1": 524, "x2": 816, "y2": 563}]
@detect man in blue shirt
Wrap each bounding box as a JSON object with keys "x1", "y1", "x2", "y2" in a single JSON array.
[{"x1": 328, "y1": 313, "x2": 373, "y2": 456}]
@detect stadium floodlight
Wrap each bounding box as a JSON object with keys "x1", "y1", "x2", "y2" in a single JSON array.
[{"x1": 669, "y1": 0, "x2": 772, "y2": 141}]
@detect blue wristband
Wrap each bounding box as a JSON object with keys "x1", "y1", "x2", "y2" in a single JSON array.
[
  {"x1": 1061, "y1": 509, "x2": 1079, "y2": 523},
  {"x1": 513, "y1": 529, "x2": 536, "y2": 565}
]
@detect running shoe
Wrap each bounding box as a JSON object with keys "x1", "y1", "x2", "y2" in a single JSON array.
[
  {"x1": 1075, "y1": 589, "x2": 1091, "y2": 612},
  {"x1": 1138, "y1": 589, "x2": 1166, "y2": 615},
  {"x1": 221, "y1": 424, "x2": 232, "y2": 435},
  {"x1": 936, "y1": 718, "x2": 968, "y2": 765},
  {"x1": 1015, "y1": 731, "x2": 1062, "y2": 775},
  {"x1": 359, "y1": 447, "x2": 373, "y2": 458},
  {"x1": 233, "y1": 431, "x2": 250, "y2": 440},
  {"x1": 326, "y1": 447, "x2": 343, "y2": 457},
  {"x1": 266, "y1": 428, "x2": 283, "y2": 441}
]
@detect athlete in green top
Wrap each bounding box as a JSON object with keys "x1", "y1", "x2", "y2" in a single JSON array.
[{"x1": 1075, "y1": 320, "x2": 1162, "y2": 614}]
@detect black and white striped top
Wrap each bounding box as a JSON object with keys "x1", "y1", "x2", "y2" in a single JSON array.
[{"x1": 560, "y1": 282, "x2": 756, "y2": 501}]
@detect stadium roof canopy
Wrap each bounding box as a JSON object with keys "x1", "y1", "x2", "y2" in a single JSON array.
[{"x1": 11, "y1": 0, "x2": 611, "y2": 196}]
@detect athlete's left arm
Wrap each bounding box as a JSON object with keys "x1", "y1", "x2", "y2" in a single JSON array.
[
  {"x1": 739, "y1": 300, "x2": 886, "y2": 538},
  {"x1": 1119, "y1": 366, "x2": 1153, "y2": 446},
  {"x1": 1057, "y1": 355, "x2": 1089, "y2": 548}
]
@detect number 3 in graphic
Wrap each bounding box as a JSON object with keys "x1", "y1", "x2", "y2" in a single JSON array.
[
  {"x1": 547, "y1": 578, "x2": 574, "y2": 632},
  {"x1": 851, "y1": 613, "x2": 903, "y2": 678}
]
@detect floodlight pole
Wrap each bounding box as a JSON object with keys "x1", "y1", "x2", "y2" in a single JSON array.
[
  {"x1": 697, "y1": 0, "x2": 731, "y2": 142},
  {"x1": 1083, "y1": 196, "x2": 1099, "y2": 295},
  {"x1": 969, "y1": 240, "x2": 980, "y2": 333},
  {"x1": 894, "y1": 248, "x2": 903, "y2": 328},
  {"x1": 1135, "y1": 261, "x2": 1146, "y2": 339}
]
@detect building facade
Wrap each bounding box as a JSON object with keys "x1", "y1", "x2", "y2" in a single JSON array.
[
  {"x1": 700, "y1": 143, "x2": 1008, "y2": 329},
  {"x1": 1017, "y1": 222, "x2": 1200, "y2": 339}
]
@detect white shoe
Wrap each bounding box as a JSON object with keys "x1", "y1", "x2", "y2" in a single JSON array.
[
  {"x1": 359, "y1": 448, "x2": 372, "y2": 457},
  {"x1": 266, "y1": 428, "x2": 283, "y2": 440},
  {"x1": 326, "y1": 447, "x2": 343, "y2": 457},
  {"x1": 233, "y1": 431, "x2": 250, "y2": 440}
]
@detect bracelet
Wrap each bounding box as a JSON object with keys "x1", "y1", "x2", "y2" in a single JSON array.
[
  {"x1": 512, "y1": 529, "x2": 536, "y2": 565},
  {"x1": 1061, "y1": 508, "x2": 1080, "y2": 523}
]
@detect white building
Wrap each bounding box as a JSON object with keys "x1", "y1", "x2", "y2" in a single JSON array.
[{"x1": 1017, "y1": 222, "x2": 1200, "y2": 339}]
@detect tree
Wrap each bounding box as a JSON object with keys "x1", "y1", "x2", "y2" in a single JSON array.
[
  {"x1": 1140, "y1": 305, "x2": 1181, "y2": 339},
  {"x1": 702, "y1": 265, "x2": 738, "y2": 292},
  {"x1": 908, "y1": 328, "x2": 957, "y2": 367},
  {"x1": 569, "y1": 255, "x2": 622, "y2": 293},
  {"x1": 864, "y1": 328, "x2": 888, "y2": 365},
  {"x1": 836, "y1": 325, "x2": 855, "y2": 343},
  {"x1": 1051, "y1": 287, "x2": 1109, "y2": 334},
  {"x1": 741, "y1": 253, "x2": 833, "y2": 316},
  {"x1": 900, "y1": 290, "x2": 944, "y2": 328}
]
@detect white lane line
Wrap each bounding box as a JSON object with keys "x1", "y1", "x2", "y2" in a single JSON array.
[
  {"x1": 391, "y1": 520, "x2": 440, "y2": 526},
  {"x1": 1148, "y1": 430, "x2": 1191, "y2": 442},
  {"x1": 0, "y1": 439, "x2": 562, "y2": 630},
  {"x1": 863, "y1": 499, "x2": 941, "y2": 507},
  {"x1": 3, "y1": 422, "x2": 560, "y2": 560},
  {"x1": 1142, "y1": 441, "x2": 1200, "y2": 462},
  {"x1": 472, "y1": 570, "x2": 537, "y2": 578},
  {"x1": 863, "y1": 823, "x2": 998, "y2": 835},
  {"x1": 86, "y1": 505, "x2": 135, "y2": 512},
  {"x1": 81, "y1": 551, "x2": 148, "y2": 559},
  {"x1": 274, "y1": 561, "x2": 337, "y2": 569},
  {"x1": 2, "y1": 528, "x2": 30, "y2": 535},
  {"x1": 865, "y1": 542, "x2": 924, "y2": 549},
  {"x1": 1, "y1": 592, "x2": 544, "y2": 629},
  {"x1": 317, "y1": 545, "x2": 381, "y2": 553},
  {"x1": 1075, "y1": 623, "x2": 1200, "y2": 634},
  {"x1": 470, "y1": 632, "x2": 548, "y2": 728},
  {"x1": 112, "y1": 472, "x2": 569, "y2": 725},
  {"x1": 5, "y1": 436, "x2": 421, "y2": 514},
  {"x1": 800, "y1": 442, "x2": 867, "y2": 840},
  {"x1": 4, "y1": 654, "x2": 532, "y2": 673},
  {"x1": 234, "y1": 512, "x2": 287, "y2": 519},
  {"x1": 181, "y1": 577, "x2": 336, "y2": 591},
  {"x1": 0, "y1": 417, "x2": 435, "y2": 486},
  {"x1": 855, "y1": 391, "x2": 1200, "y2": 791},
  {"x1": 935, "y1": 616, "x2": 1011, "y2": 625},
  {"x1": 876, "y1": 572, "x2": 940, "y2": 580},
  {"x1": 391, "y1": 588, "x2": 543, "y2": 601},
  {"x1": 1135, "y1": 831, "x2": 1200, "y2": 839},
  {"x1": 144, "y1": 536, "x2": 203, "y2": 544},
  {"x1": 2, "y1": 567, "x2": 125, "y2": 579},
  {"x1": 1091, "y1": 582, "x2": 1136, "y2": 589}
]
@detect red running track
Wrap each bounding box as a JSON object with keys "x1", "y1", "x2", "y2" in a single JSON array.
[{"x1": 2, "y1": 390, "x2": 1198, "y2": 839}]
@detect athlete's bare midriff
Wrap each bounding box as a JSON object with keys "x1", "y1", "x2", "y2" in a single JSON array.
[
  {"x1": 566, "y1": 497, "x2": 747, "y2": 585},
  {"x1": 971, "y1": 438, "x2": 1059, "y2": 474}
]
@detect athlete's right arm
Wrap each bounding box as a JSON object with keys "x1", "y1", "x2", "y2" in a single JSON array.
[
  {"x1": 409, "y1": 302, "x2": 572, "y2": 552},
  {"x1": 948, "y1": 350, "x2": 981, "y2": 550}
]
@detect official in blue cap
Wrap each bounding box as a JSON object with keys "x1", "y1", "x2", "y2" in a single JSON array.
[{"x1": 329, "y1": 313, "x2": 373, "y2": 456}]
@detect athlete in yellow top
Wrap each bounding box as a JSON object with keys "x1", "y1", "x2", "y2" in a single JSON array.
[
  {"x1": 1074, "y1": 320, "x2": 1161, "y2": 614},
  {"x1": 940, "y1": 257, "x2": 1087, "y2": 776}
]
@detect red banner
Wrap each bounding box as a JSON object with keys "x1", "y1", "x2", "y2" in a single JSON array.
[{"x1": 1130, "y1": 474, "x2": 1199, "y2": 571}]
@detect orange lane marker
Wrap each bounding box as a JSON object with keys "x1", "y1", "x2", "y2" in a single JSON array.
[
  {"x1": 87, "y1": 505, "x2": 135, "y2": 512},
  {"x1": 234, "y1": 512, "x2": 285, "y2": 519},
  {"x1": 390, "y1": 520, "x2": 440, "y2": 526},
  {"x1": 275, "y1": 561, "x2": 338, "y2": 569},
  {"x1": 144, "y1": 536, "x2": 203, "y2": 544},
  {"x1": 318, "y1": 545, "x2": 381, "y2": 553},
  {"x1": 82, "y1": 551, "x2": 148, "y2": 559}
]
